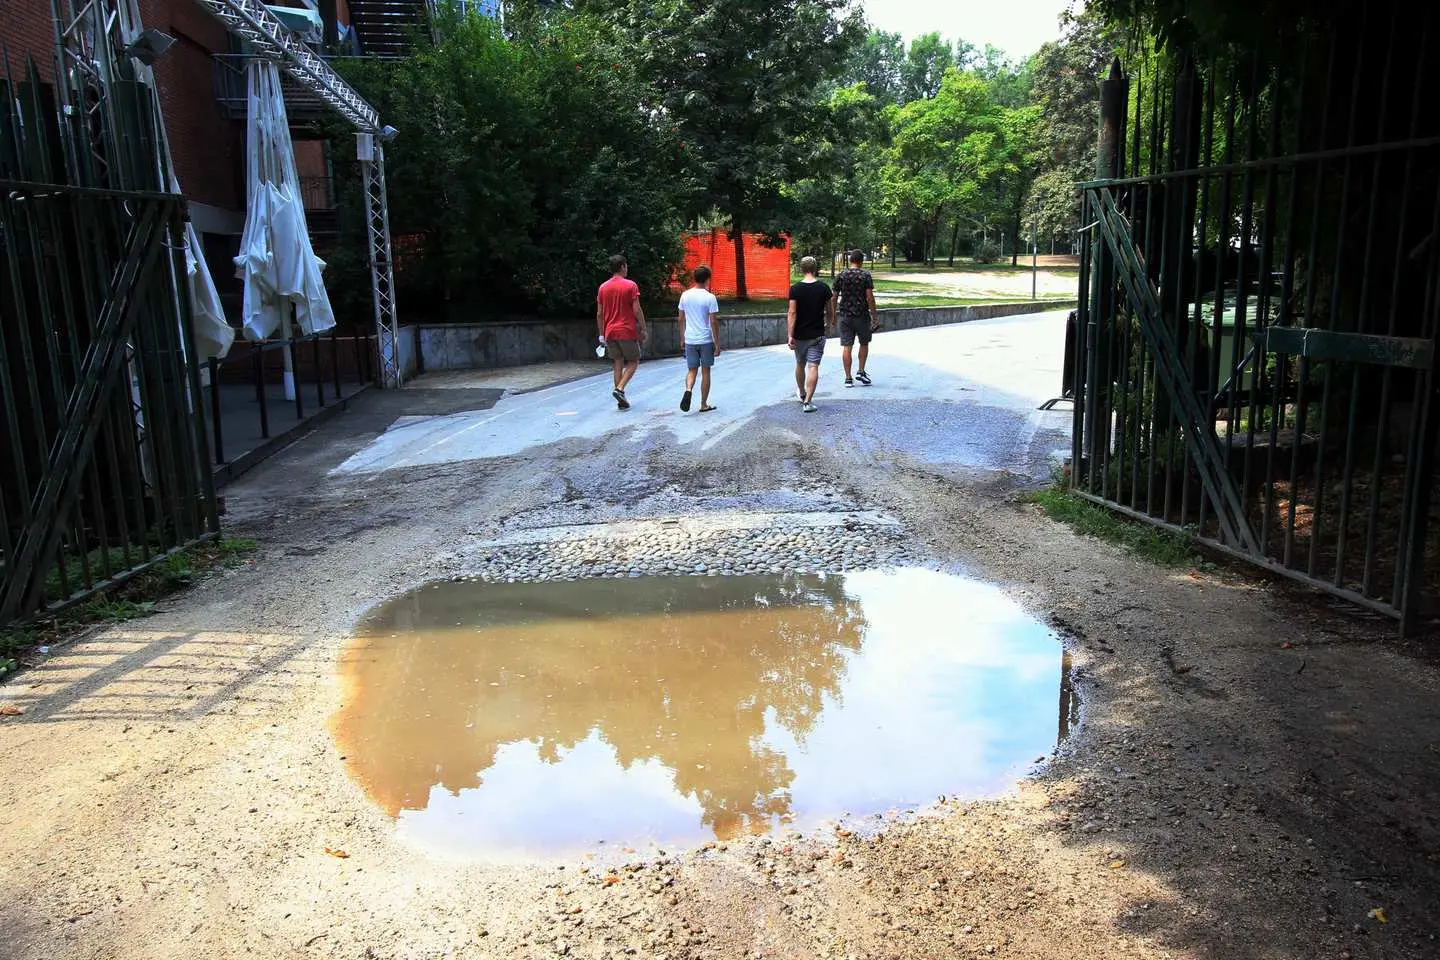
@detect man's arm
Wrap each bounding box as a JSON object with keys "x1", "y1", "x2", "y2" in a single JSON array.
[
  {"x1": 633, "y1": 298, "x2": 647, "y2": 344},
  {"x1": 787, "y1": 300, "x2": 798, "y2": 348},
  {"x1": 866, "y1": 287, "x2": 879, "y2": 329},
  {"x1": 708, "y1": 311, "x2": 721, "y2": 355},
  {"x1": 677, "y1": 306, "x2": 686, "y2": 349},
  {"x1": 826, "y1": 295, "x2": 837, "y2": 335},
  {"x1": 596, "y1": 298, "x2": 605, "y2": 341}
]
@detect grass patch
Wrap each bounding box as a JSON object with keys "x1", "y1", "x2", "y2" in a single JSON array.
[
  {"x1": 0, "y1": 537, "x2": 257, "y2": 676},
  {"x1": 1022, "y1": 487, "x2": 1200, "y2": 567}
]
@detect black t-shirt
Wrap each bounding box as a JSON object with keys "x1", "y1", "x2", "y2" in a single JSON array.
[{"x1": 789, "y1": 280, "x2": 832, "y2": 340}]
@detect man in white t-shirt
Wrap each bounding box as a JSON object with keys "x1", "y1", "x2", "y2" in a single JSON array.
[{"x1": 677, "y1": 264, "x2": 721, "y2": 412}]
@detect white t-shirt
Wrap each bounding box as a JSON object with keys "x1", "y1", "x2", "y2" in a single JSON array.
[{"x1": 679, "y1": 287, "x2": 720, "y2": 345}]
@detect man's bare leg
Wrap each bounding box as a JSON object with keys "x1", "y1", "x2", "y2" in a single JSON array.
[
  {"x1": 700, "y1": 367, "x2": 711, "y2": 407},
  {"x1": 842, "y1": 344, "x2": 854, "y2": 380},
  {"x1": 794, "y1": 362, "x2": 806, "y2": 399},
  {"x1": 618, "y1": 359, "x2": 640, "y2": 392},
  {"x1": 612, "y1": 356, "x2": 624, "y2": 390},
  {"x1": 685, "y1": 367, "x2": 699, "y2": 393},
  {"x1": 804, "y1": 362, "x2": 820, "y2": 403},
  {"x1": 857, "y1": 343, "x2": 870, "y2": 376}
]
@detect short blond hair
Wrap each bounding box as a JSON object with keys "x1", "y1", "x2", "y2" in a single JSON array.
[{"x1": 799, "y1": 256, "x2": 819, "y2": 276}]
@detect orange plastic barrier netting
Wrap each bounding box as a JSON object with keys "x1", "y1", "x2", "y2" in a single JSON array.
[{"x1": 673, "y1": 230, "x2": 792, "y2": 299}]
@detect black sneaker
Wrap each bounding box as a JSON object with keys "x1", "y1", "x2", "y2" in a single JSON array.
[
  {"x1": 614, "y1": 388, "x2": 630, "y2": 410},
  {"x1": 856, "y1": 371, "x2": 872, "y2": 386},
  {"x1": 844, "y1": 378, "x2": 855, "y2": 388},
  {"x1": 680, "y1": 389, "x2": 692, "y2": 412}
]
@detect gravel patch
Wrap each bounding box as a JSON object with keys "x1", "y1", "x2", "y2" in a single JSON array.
[{"x1": 447, "y1": 516, "x2": 920, "y2": 583}]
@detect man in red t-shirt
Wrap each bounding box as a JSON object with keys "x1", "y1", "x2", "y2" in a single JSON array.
[{"x1": 596, "y1": 254, "x2": 648, "y2": 410}]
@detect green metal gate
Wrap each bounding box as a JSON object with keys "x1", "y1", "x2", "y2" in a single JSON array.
[
  {"x1": 1, "y1": 50, "x2": 219, "y2": 624},
  {"x1": 1072, "y1": 10, "x2": 1440, "y2": 632}
]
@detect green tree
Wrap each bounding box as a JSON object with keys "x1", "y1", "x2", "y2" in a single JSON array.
[
  {"x1": 1021, "y1": 8, "x2": 1117, "y2": 247},
  {"x1": 593, "y1": 0, "x2": 863, "y2": 299},
  {"x1": 843, "y1": 28, "x2": 906, "y2": 104},
  {"x1": 900, "y1": 32, "x2": 955, "y2": 101},
  {"x1": 335, "y1": 9, "x2": 690, "y2": 318},
  {"x1": 885, "y1": 69, "x2": 1004, "y2": 265},
  {"x1": 786, "y1": 84, "x2": 886, "y2": 269}
]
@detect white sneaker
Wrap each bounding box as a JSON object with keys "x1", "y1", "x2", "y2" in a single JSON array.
[{"x1": 802, "y1": 402, "x2": 818, "y2": 413}]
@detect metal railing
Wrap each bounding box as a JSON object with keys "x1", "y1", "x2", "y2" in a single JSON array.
[
  {"x1": 204, "y1": 329, "x2": 377, "y2": 475},
  {"x1": 2, "y1": 44, "x2": 219, "y2": 624},
  {"x1": 1072, "y1": 9, "x2": 1440, "y2": 633}
]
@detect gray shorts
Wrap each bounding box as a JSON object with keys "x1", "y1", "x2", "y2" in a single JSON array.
[
  {"x1": 685, "y1": 342, "x2": 715, "y2": 369},
  {"x1": 793, "y1": 336, "x2": 826, "y2": 366},
  {"x1": 840, "y1": 315, "x2": 873, "y2": 347}
]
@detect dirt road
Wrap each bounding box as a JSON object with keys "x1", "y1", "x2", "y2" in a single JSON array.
[{"x1": 2, "y1": 312, "x2": 1438, "y2": 960}]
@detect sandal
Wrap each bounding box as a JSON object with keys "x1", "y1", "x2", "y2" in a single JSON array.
[{"x1": 699, "y1": 404, "x2": 717, "y2": 413}]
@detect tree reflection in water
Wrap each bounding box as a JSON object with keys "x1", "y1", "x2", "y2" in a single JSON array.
[{"x1": 334, "y1": 574, "x2": 868, "y2": 839}]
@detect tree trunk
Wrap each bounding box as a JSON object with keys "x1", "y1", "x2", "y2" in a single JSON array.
[
  {"x1": 890, "y1": 217, "x2": 897, "y2": 267},
  {"x1": 732, "y1": 225, "x2": 748, "y2": 300},
  {"x1": 948, "y1": 218, "x2": 960, "y2": 267}
]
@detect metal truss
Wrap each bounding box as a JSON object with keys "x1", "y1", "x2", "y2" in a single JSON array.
[
  {"x1": 190, "y1": 0, "x2": 404, "y2": 387},
  {"x1": 359, "y1": 134, "x2": 402, "y2": 388},
  {"x1": 191, "y1": 0, "x2": 380, "y2": 131}
]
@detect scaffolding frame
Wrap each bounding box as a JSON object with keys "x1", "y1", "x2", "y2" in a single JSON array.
[{"x1": 190, "y1": 0, "x2": 404, "y2": 386}]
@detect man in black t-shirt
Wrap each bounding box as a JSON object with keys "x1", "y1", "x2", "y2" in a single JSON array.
[
  {"x1": 787, "y1": 256, "x2": 834, "y2": 413},
  {"x1": 834, "y1": 249, "x2": 878, "y2": 387}
]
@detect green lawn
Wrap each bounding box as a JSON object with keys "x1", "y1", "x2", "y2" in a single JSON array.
[{"x1": 648, "y1": 292, "x2": 1064, "y2": 317}]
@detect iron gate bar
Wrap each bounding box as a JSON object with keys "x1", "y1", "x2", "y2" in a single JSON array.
[
  {"x1": 1090, "y1": 186, "x2": 1260, "y2": 552},
  {"x1": 1366, "y1": 18, "x2": 1434, "y2": 595},
  {"x1": 0, "y1": 195, "x2": 172, "y2": 619},
  {"x1": 1257, "y1": 329, "x2": 1434, "y2": 368},
  {"x1": 1070, "y1": 489, "x2": 1408, "y2": 620}
]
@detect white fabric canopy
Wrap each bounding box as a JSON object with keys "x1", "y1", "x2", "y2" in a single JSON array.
[
  {"x1": 116, "y1": 0, "x2": 235, "y2": 361},
  {"x1": 235, "y1": 60, "x2": 336, "y2": 342}
]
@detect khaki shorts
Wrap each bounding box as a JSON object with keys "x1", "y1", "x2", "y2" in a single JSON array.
[{"x1": 605, "y1": 339, "x2": 640, "y2": 362}]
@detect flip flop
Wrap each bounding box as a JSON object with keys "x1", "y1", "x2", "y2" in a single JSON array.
[
  {"x1": 680, "y1": 389, "x2": 692, "y2": 412},
  {"x1": 699, "y1": 404, "x2": 717, "y2": 413}
]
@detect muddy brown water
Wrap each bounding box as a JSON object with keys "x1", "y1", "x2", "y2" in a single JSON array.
[{"x1": 334, "y1": 568, "x2": 1075, "y2": 861}]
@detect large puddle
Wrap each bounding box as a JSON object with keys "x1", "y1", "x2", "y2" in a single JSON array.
[{"x1": 335, "y1": 568, "x2": 1076, "y2": 861}]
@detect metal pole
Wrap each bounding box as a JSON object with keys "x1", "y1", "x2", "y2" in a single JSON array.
[
  {"x1": 359, "y1": 132, "x2": 402, "y2": 388},
  {"x1": 1086, "y1": 58, "x2": 1128, "y2": 483}
]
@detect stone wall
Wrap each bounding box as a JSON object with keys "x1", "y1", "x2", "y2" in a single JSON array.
[{"x1": 415, "y1": 300, "x2": 1075, "y2": 372}]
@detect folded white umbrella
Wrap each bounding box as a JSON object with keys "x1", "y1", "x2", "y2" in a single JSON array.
[{"x1": 236, "y1": 60, "x2": 336, "y2": 344}]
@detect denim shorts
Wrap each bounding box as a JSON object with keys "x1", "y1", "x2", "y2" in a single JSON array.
[
  {"x1": 793, "y1": 336, "x2": 826, "y2": 366},
  {"x1": 684, "y1": 342, "x2": 715, "y2": 370}
]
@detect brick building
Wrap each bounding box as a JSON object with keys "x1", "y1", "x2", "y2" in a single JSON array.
[{"x1": 0, "y1": 0, "x2": 385, "y2": 325}]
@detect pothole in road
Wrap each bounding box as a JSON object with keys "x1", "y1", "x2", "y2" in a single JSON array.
[{"x1": 334, "y1": 568, "x2": 1077, "y2": 862}]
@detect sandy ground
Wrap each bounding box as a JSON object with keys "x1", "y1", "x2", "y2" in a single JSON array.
[{"x1": 2, "y1": 312, "x2": 1439, "y2": 960}]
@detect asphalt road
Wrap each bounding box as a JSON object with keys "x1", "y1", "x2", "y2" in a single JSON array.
[{"x1": 335, "y1": 309, "x2": 1073, "y2": 480}]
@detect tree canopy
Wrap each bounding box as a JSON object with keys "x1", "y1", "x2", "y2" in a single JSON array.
[{"x1": 322, "y1": 2, "x2": 1119, "y2": 319}]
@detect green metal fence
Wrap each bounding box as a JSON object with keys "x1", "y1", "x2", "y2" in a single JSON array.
[
  {"x1": 1072, "y1": 9, "x2": 1440, "y2": 633},
  {"x1": 1, "y1": 49, "x2": 218, "y2": 624}
]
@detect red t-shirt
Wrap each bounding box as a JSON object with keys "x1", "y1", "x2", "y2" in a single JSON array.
[{"x1": 598, "y1": 276, "x2": 641, "y2": 341}]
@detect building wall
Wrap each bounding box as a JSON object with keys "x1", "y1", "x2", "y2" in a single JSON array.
[
  {"x1": 0, "y1": 1, "x2": 63, "y2": 82},
  {"x1": 0, "y1": 1, "x2": 244, "y2": 213},
  {"x1": 143, "y1": 0, "x2": 246, "y2": 213}
]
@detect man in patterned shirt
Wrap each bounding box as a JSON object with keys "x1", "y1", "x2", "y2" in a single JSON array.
[{"x1": 834, "y1": 249, "x2": 879, "y2": 387}]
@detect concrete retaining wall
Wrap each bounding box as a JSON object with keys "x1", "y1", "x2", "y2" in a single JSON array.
[{"x1": 416, "y1": 300, "x2": 1075, "y2": 372}]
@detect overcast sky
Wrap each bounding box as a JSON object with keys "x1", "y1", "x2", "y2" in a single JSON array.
[{"x1": 862, "y1": 0, "x2": 1076, "y2": 59}]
